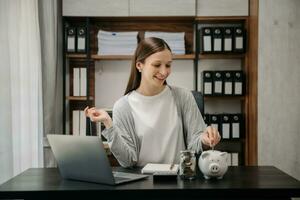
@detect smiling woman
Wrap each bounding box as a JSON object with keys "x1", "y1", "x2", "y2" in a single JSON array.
[{"x1": 85, "y1": 37, "x2": 221, "y2": 167}]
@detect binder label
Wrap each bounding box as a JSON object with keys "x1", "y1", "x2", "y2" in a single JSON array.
[
  {"x1": 77, "y1": 37, "x2": 85, "y2": 51},
  {"x1": 224, "y1": 38, "x2": 232, "y2": 51},
  {"x1": 235, "y1": 37, "x2": 243, "y2": 49},
  {"x1": 203, "y1": 35, "x2": 212, "y2": 51},
  {"x1": 212, "y1": 123, "x2": 219, "y2": 131},
  {"x1": 67, "y1": 37, "x2": 75, "y2": 52},
  {"x1": 214, "y1": 38, "x2": 222, "y2": 51},
  {"x1": 235, "y1": 82, "x2": 242, "y2": 95},
  {"x1": 222, "y1": 123, "x2": 230, "y2": 139},
  {"x1": 214, "y1": 81, "x2": 222, "y2": 94},
  {"x1": 231, "y1": 153, "x2": 239, "y2": 166},
  {"x1": 232, "y1": 123, "x2": 240, "y2": 138},
  {"x1": 224, "y1": 82, "x2": 233, "y2": 95},
  {"x1": 227, "y1": 153, "x2": 232, "y2": 166},
  {"x1": 204, "y1": 82, "x2": 212, "y2": 95}
]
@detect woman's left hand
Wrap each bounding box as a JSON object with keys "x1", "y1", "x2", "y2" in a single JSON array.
[{"x1": 201, "y1": 126, "x2": 221, "y2": 148}]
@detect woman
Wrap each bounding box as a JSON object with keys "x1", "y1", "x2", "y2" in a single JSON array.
[{"x1": 85, "y1": 37, "x2": 221, "y2": 167}]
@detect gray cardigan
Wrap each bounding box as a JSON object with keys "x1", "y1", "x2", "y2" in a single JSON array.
[{"x1": 102, "y1": 85, "x2": 206, "y2": 167}]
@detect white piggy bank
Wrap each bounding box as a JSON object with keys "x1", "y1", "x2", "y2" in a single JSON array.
[{"x1": 198, "y1": 150, "x2": 228, "y2": 179}]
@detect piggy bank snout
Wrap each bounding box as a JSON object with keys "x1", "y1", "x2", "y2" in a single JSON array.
[{"x1": 209, "y1": 163, "x2": 220, "y2": 173}]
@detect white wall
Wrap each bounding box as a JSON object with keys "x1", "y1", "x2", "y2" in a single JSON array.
[
  {"x1": 258, "y1": 0, "x2": 300, "y2": 181},
  {"x1": 95, "y1": 60, "x2": 195, "y2": 108}
]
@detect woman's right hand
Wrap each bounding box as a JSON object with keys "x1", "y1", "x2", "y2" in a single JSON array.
[{"x1": 84, "y1": 106, "x2": 113, "y2": 129}]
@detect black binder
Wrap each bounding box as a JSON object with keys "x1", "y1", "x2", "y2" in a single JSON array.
[
  {"x1": 223, "y1": 27, "x2": 233, "y2": 52},
  {"x1": 212, "y1": 27, "x2": 223, "y2": 53},
  {"x1": 233, "y1": 71, "x2": 244, "y2": 96},
  {"x1": 76, "y1": 27, "x2": 87, "y2": 53},
  {"x1": 201, "y1": 27, "x2": 212, "y2": 53},
  {"x1": 233, "y1": 27, "x2": 246, "y2": 53},
  {"x1": 221, "y1": 114, "x2": 231, "y2": 139},
  {"x1": 87, "y1": 118, "x2": 97, "y2": 136},
  {"x1": 209, "y1": 114, "x2": 220, "y2": 132},
  {"x1": 100, "y1": 110, "x2": 113, "y2": 135},
  {"x1": 202, "y1": 71, "x2": 213, "y2": 96},
  {"x1": 192, "y1": 91, "x2": 204, "y2": 116},
  {"x1": 231, "y1": 114, "x2": 243, "y2": 139},
  {"x1": 213, "y1": 71, "x2": 223, "y2": 96},
  {"x1": 223, "y1": 71, "x2": 233, "y2": 96},
  {"x1": 203, "y1": 114, "x2": 210, "y2": 126},
  {"x1": 66, "y1": 27, "x2": 76, "y2": 53}
]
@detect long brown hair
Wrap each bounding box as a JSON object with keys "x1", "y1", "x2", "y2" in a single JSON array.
[{"x1": 124, "y1": 37, "x2": 171, "y2": 95}]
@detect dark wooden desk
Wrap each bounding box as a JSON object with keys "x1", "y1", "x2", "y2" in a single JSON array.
[{"x1": 0, "y1": 166, "x2": 299, "y2": 199}]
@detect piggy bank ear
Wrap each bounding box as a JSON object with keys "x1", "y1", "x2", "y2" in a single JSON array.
[
  {"x1": 220, "y1": 152, "x2": 227, "y2": 157},
  {"x1": 220, "y1": 152, "x2": 228, "y2": 158},
  {"x1": 201, "y1": 151, "x2": 210, "y2": 159}
]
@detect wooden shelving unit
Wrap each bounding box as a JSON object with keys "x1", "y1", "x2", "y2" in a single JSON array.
[
  {"x1": 63, "y1": 10, "x2": 258, "y2": 166},
  {"x1": 195, "y1": 14, "x2": 258, "y2": 166}
]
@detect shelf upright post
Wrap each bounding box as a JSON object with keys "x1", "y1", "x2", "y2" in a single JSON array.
[
  {"x1": 194, "y1": 21, "x2": 200, "y2": 91},
  {"x1": 62, "y1": 17, "x2": 66, "y2": 135},
  {"x1": 86, "y1": 17, "x2": 90, "y2": 101}
]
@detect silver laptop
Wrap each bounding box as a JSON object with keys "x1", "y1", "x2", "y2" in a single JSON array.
[{"x1": 47, "y1": 134, "x2": 148, "y2": 185}]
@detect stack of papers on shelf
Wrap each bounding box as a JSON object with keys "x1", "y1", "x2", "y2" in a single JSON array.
[
  {"x1": 141, "y1": 163, "x2": 179, "y2": 175},
  {"x1": 97, "y1": 30, "x2": 138, "y2": 55},
  {"x1": 145, "y1": 31, "x2": 185, "y2": 54}
]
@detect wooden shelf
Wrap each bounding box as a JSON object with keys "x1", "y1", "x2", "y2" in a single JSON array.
[
  {"x1": 204, "y1": 96, "x2": 245, "y2": 100},
  {"x1": 66, "y1": 54, "x2": 87, "y2": 58},
  {"x1": 91, "y1": 55, "x2": 132, "y2": 60},
  {"x1": 195, "y1": 16, "x2": 248, "y2": 22},
  {"x1": 199, "y1": 53, "x2": 245, "y2": 59},
  {"x1": 67, "y1": 96, "x2": 94, "y2": 101},
  {"x1": 91, "y1": 54, "x2": 195, "y2": 60},
  {"x1": 173, "y1": 54, "x2": 195, "y2": 60}
]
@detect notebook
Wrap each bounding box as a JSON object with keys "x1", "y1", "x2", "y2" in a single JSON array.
[
  {"x1": 141, "y1": 163, "x2": 179, "y2": 175},
  {"x1": 47, "y1": 134, "x2": 148, "y2": 185}
]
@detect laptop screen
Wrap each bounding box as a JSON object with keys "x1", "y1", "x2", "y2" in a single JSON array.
[{"x1": 47, "y1": 134, "x2": 115, "y2": 185}]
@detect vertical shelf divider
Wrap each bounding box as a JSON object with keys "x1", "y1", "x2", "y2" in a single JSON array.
[{"x1": 62, "y1": 17, "x2": 66, "y2": 135}]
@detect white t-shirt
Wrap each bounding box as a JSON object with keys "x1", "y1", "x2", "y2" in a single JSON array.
[{"x1": 128, "y1": 86, "x2": 185, "y2": 166}]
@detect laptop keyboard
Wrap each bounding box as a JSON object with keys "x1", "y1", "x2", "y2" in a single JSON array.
[
  {"x1": 113, "y1": 171, "x2": 143, "y2": 183},
  {"x1": 114, "y1": 176, "x2": 132, "y2": 182}
]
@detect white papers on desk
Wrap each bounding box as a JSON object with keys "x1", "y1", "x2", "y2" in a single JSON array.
[
  {"x1": 97, "y1": 30, "x2": 138, "y2": 55},
  {"x1": 141, "y1": 163, "x2": 179, "y2": 175},
  {"x1": 144, "y1": 31, "x2": 185, "y2": 54}
]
